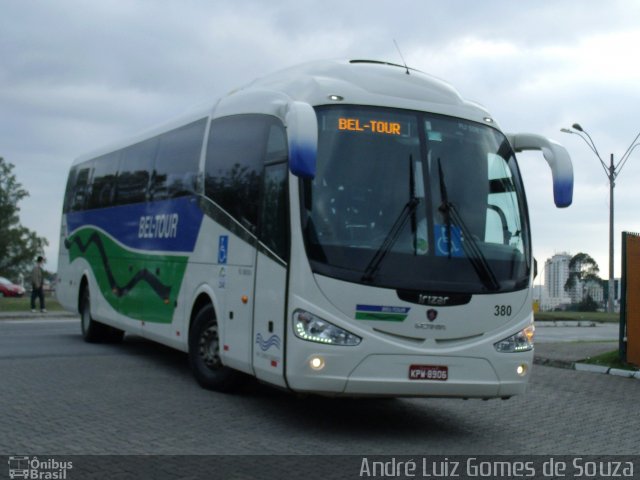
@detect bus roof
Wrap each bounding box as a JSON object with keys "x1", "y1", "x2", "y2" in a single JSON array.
[
  {"x1": 221, "y1": 59, "x2": 496, "y2": 126},
  {"x1": 72, "y1": 59, "x2": 498, "y2": 166}
]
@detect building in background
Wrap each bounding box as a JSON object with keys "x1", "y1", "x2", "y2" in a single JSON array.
[{"x1": 542, "y1": 252, "x2": 572, "y2": 310}]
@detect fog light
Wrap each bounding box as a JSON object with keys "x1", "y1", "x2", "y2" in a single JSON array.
[
  {"x1": 309, "y1": 356, "x2": 325, "y2": 371},
  {"x1": 516, "y1": 364, "x2": 528, "y2": 377}
]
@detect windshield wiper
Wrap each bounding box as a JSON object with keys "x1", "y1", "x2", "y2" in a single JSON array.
[
  {"x1": 361, "y1": 156, "x2": 420, "y2": 282},
  {"x1": 437, "y1": 158, "x2": 501, "y2": 292}
]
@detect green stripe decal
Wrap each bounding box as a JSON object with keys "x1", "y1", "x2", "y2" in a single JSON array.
[{"x1": 66, "y1": 228, "x2": 188, "y2": 323}]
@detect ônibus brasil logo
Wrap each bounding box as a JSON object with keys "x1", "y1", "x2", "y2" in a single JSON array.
[{"x1": 8, "y1": 456, "x2": 73, "y2": 479}]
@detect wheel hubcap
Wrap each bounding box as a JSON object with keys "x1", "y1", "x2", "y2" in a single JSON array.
[{"x1": 199, "y1": 324, "x2": 221, "y2": 369}]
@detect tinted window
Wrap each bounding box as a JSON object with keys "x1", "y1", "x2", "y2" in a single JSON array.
[
  {"x1": 260, "y1": 163, "x2": 289, "y2": 260},
  {"x1": 205, "y1": 115, "x2": 268, "y2": 230},
  {"x1": 63, "y1": 166, "x2": 78, "y2": 213},
  {"x1": 115, "y1": 137, "x2": 157, "y2": 205},
  {"x1": 87, "y1": 152, "x2": 120, "y2": 209},
  {"x1": 265, "y1": 123, "x2": 287, "y2": 164},
  {"x1": 69, "y1": 163, "x2": 92, "y2": 212},
  {"x1": 150, "y1": 119, "x2": 206, "y2": 201}
]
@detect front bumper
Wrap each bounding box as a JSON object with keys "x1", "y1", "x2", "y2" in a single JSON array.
[{"x1": 286, "y1": 350, "x2": 533, "y2": 398}]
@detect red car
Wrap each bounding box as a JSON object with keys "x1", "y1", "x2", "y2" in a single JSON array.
[{"x1": 0, "y1": 276, "x2": 25, "y2": 297}]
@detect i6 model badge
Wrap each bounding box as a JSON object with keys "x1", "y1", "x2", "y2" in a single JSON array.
[{"x1": 427, "y1": 309, "x2": 438, "y2": 321}]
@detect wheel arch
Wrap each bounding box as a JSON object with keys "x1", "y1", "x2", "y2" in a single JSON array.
[{"x1": 189, "y1": 288, "x2": 218, "y2": 338}]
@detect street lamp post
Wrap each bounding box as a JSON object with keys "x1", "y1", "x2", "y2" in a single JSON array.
[{"x1": 561, "y1": 124, "x2": 640, "y2": 313}]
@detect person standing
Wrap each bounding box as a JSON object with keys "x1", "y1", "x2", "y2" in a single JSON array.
[{"x1": 30, "y1": 256, "x2": 46, "y2": 313}]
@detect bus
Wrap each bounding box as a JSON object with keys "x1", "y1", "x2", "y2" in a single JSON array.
[
  {"x1": 57, "y1": 59, "x2": 573, "y2": 398},
  {"x1": 8, "y1": 457, "x2": 30, "y2": 479}
]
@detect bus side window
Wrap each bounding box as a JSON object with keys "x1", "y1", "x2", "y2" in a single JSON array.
[
  {"x1": 265, "y1": 122, "x2": 287, "y2": 163},
  {"x1": 70, "y1": 164, "x2": 92, "y2": 212},
  {"x1": 486, "y1": 153, "x2": 522, "y2": 250},
  {"x1": 87, "y1": 152, "x2": 120, "y2": 210},
  {"x1": 205, "y1": 115, "x2": 266, "y2": 232},
  {"x1": 115, "y1": 137, "x2": 157, "y2": 205},
  {"x1": 62, "y1": 166, "x2": 78, "y2": 213},
  {"x1": 259, "y1": 122, "x2": 289, "y2": 260},
  {"x1": 259, "y1": 163, "x2": 289, "y2": 261},
  {"x1": 150, "y1": 118, "x2": 207, "y2": 201}
]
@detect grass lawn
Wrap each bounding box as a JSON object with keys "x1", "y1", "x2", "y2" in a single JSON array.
[{"x1": 0, "y1": 294, "x2": 65, "y2": 312}]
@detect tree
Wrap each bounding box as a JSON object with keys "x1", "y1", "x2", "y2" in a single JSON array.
[
  {"x1": 578, "y1": 294, "x2": 600, "y2": 312},
  {"x1": 0, "y1": 157, "x2": 49, "y2": 281},
  {"x1": 564, "y1": 252, "x2": 602, "y2": 307}
]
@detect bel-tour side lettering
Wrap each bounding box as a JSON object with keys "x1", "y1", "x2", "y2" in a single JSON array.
[{"x1": 138, "y1": 214, "x2": 179, "y2": 239}]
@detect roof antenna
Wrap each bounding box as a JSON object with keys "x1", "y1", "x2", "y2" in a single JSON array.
[{"x1": 393, "y1": 39, "x2": 410, "y2": 75}]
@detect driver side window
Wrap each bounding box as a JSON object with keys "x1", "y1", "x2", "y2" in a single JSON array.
[{"x1": 485, "y1": 153, "x2": 523, "y2": 252}]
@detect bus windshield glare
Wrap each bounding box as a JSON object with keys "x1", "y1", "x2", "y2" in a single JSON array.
[{"x1": 301, "y1": 106, "x2": 530, "y2": 294}]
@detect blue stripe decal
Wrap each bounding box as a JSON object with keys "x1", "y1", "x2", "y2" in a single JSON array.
[{"x1": 66, "y1": 196, "x2": 204, "y2": 253}]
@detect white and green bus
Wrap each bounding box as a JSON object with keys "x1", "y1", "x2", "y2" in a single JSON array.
[{"x1": 57, "y1": 59, "x2": 573, "y2": 398}]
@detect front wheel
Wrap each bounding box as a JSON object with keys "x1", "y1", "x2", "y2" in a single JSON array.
[
  {"x1": 80, "y1": 287, "x2": 124, "y2": 343},
  {"x1": 188, "y1": 304, "x2": 243, "y2": 392}
]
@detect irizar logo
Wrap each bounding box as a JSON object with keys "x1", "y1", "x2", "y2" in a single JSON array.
[{"x1": 418, "y1": 294, "x2": 450, "y2": 306}]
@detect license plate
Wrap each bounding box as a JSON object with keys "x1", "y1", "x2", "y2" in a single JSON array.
[{"x1": 409, "y1": 364, "x2": 448, "y2": 381}]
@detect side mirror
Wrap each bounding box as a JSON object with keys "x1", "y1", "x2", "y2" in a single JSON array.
[
  {"x1": 507, "y1": 133, "x2": 574, "y2": 208},
  {"x1": 286, "y1": 102, "x2": 317, "y2": 179}
]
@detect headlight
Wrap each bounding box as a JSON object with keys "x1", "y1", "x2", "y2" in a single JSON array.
[
  {"x1": 494, "y1": 324, "x2": 535, "y2": 353},
  {"x1": 293, "y1": 309, "x2": 361, "y2": 346}
]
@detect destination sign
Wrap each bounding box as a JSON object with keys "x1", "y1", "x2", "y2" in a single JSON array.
[{"x1": 338, "y1": 117, "x2": 402, "y2": 135}]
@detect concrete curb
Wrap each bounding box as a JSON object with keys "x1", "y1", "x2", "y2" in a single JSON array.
[
  {"x1": 535, "y1": 320, "x2": 599, "y2": 327},
  {"x1": 0, "y1": 311, "x2": 77, "y2": 320},
  {"x1": 573, "y1": 362, "x2": 640, "y2": 380},
  {"x1": 608, "y1": 368, "x2": 638, "y2": 378},
  {"x1": 574, "y1": 363, "x2": 609, "y2": 374},
  {"x1": 534, "y1": 355, "x2": 639, "y2": 380}
]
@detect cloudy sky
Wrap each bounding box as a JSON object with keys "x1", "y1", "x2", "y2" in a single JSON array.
[{"x1": 2, "y1": 0, "x2": 640, "y2": 280}]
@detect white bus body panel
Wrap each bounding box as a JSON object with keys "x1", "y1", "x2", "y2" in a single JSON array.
[{"x1": 252, "y1": 252, "x2": 287, "y2": 388}]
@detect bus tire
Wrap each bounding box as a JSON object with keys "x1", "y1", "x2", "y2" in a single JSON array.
[
  {"x1": 189, "y1": 304, "x2": 242, "y2": 392},
  {"x1": 80, "y1": 286, "x2": 124, "y2": 343}
]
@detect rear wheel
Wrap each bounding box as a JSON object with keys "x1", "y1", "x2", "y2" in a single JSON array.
[
  {"x1": 188, "y1": 304, "x2": 242, "y2": 392},
  {"x1": 80, "y1": 286, "x2": 124, "y2": 343}
]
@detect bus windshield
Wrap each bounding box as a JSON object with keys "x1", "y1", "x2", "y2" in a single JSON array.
[{"x1": 301, "y1": 106, "x2": 531, "y2": 294}]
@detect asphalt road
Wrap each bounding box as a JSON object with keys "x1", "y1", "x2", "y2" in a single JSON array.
[{"x1": 1, "y1": 317, "x2": 638, "y2": 459}]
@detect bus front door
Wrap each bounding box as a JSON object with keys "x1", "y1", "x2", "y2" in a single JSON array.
[{"x1": 251, "y1": 162, "x2": 289, "y2": 388}]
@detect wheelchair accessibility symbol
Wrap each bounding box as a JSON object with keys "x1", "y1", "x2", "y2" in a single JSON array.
[
  {"x1": 218, "y1": 235, "x2": 228, "y2": 264},
  {"x1": 435, "y1": 225, "x2": 463, "y2": 257}
]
